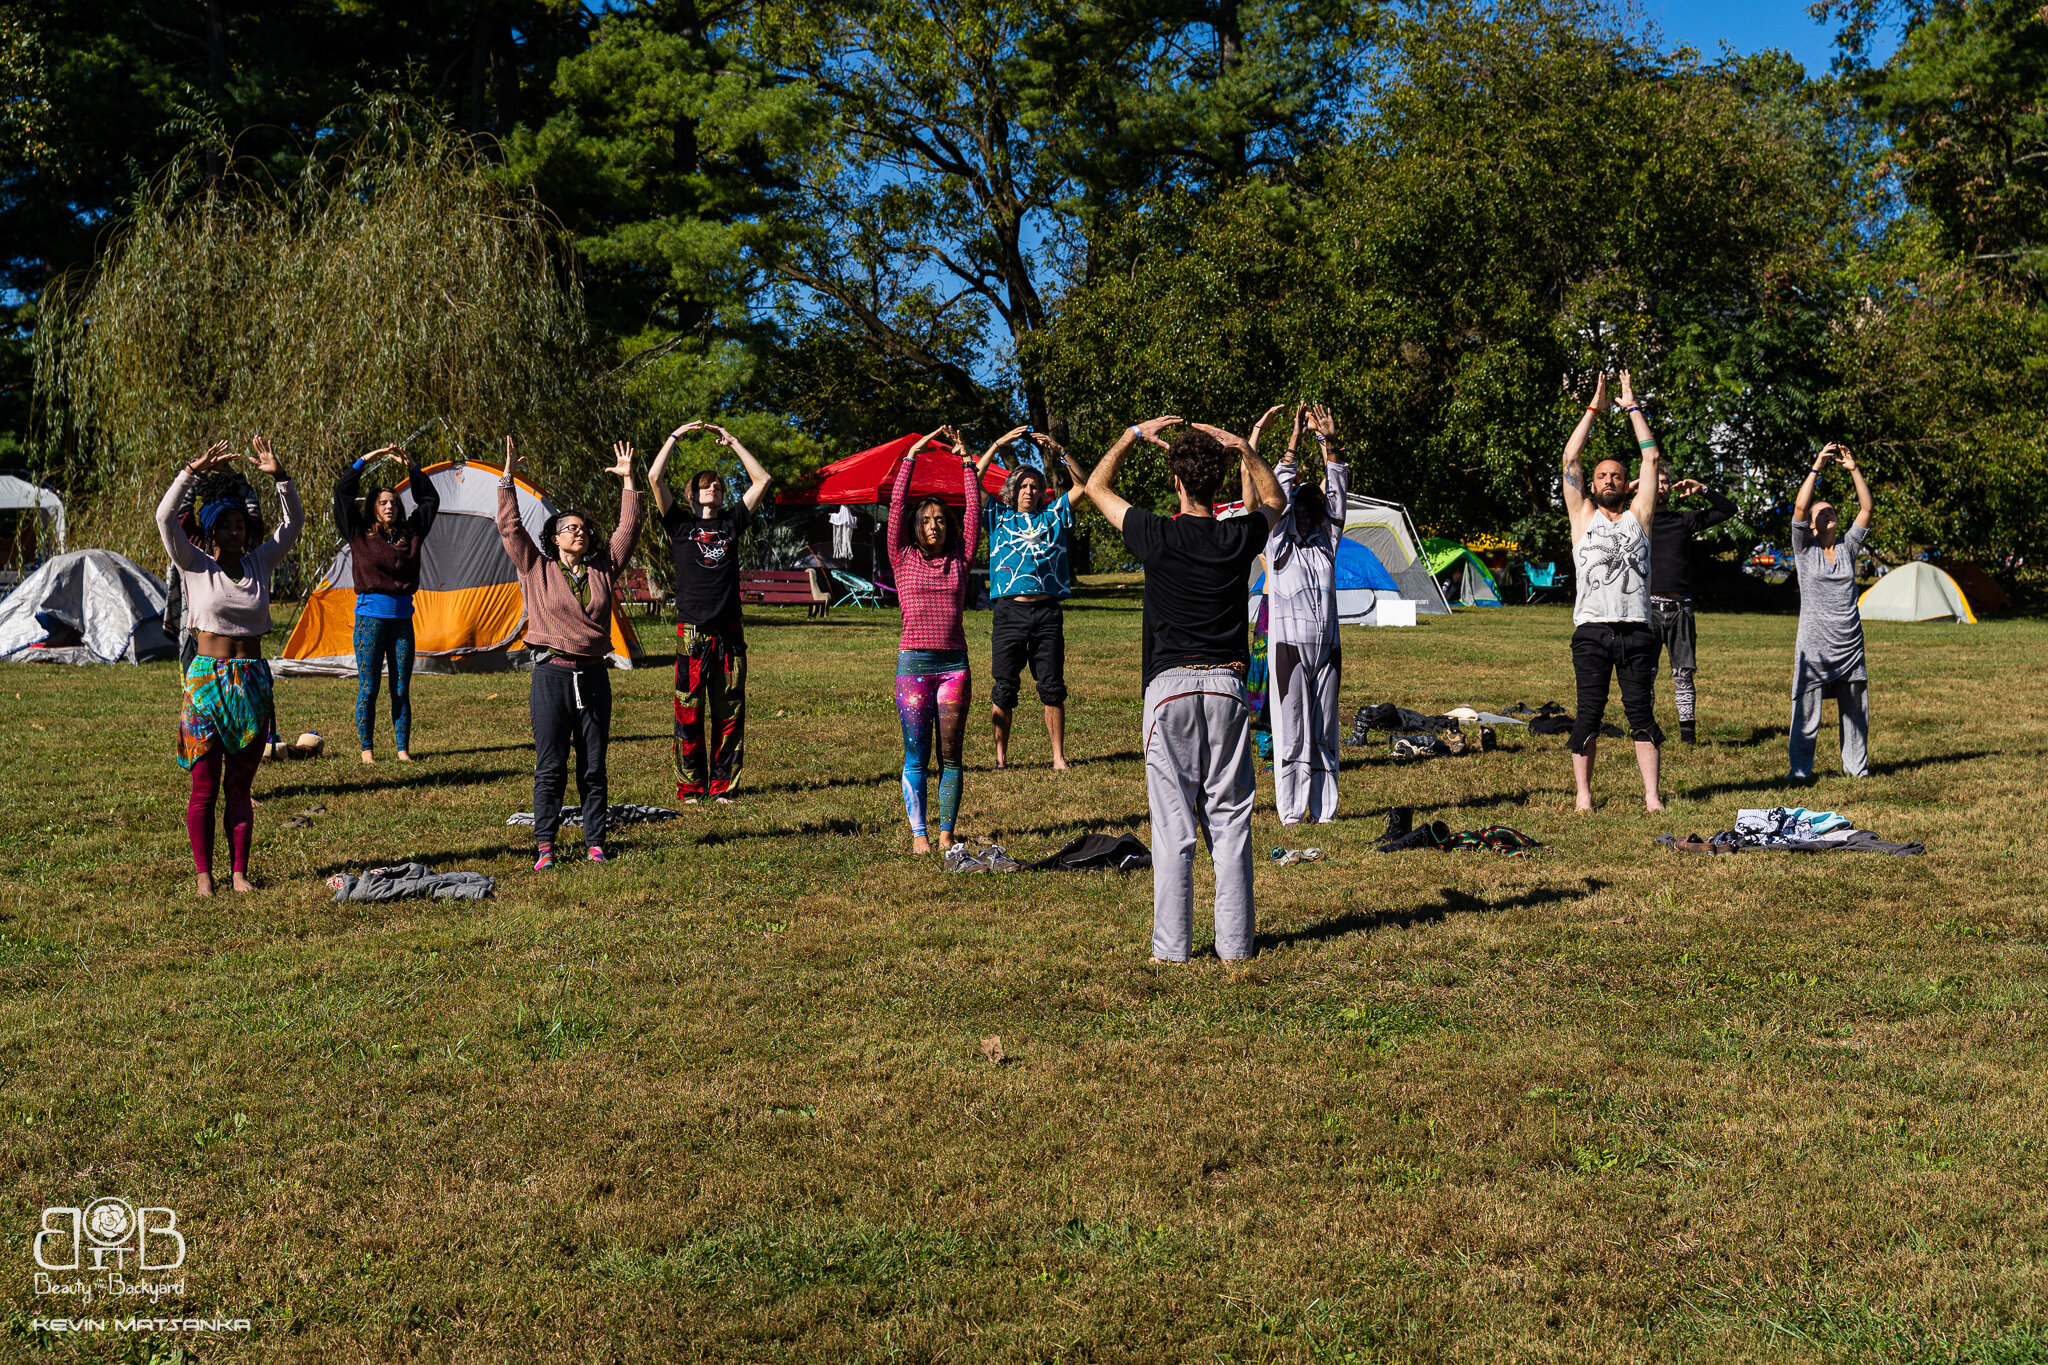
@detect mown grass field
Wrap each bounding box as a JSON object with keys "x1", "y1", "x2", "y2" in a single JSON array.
[{"x1": 3, "y1": 583, "x2": 2046, "y2": 1363}]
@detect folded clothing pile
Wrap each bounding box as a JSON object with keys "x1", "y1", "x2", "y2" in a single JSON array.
[
  {"x1": 506, "y1": 804, "x2": 679, "y2": 828},
  {"x1": 1391, "y1": 727, "x2": 1498, "y2": 758},
  {"x1": 1654, "y1": 806, "x2": 1924, "y2": 856},
  {"x1": 328, "y1": 862, "x2": 495, "y2": 901}
]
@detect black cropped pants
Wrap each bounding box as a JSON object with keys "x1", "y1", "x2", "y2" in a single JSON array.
[{"x1": 1569, "y1": 622, "x2": 1664, "y2": 754}]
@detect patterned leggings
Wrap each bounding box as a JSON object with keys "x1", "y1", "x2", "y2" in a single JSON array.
[
  {"x1": 896, "y1": 653, "x2": 970, "y2": 837},
  {"x1": 354, "y1": 616, "x2": 414, "y2": 752}
]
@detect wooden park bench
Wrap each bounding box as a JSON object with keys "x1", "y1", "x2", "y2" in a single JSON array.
[{"x1": 739, "y1": 569, "x2": 830, "y2": 611}]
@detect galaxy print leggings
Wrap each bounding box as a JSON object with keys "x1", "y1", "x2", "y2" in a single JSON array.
[{"x1": 896, "y1": 649, "x2": 970, "y2": 837}]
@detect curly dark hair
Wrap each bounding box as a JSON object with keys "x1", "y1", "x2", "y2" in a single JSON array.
[
  {"x1": 999, "y1": 463, "x2": 1047, "y2": 509},
  {"x1": 1163, "y1": 430, "x2": 1233, "y2": 505}
]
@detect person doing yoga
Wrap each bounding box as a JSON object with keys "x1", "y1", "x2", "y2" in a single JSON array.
[
  {"x1": 1088, "y1": 412, "x2": 1285, "y2": 963},
  {"x1": 333, "y1": 444, "x2": 440, "y2": 763},
  {"x1": 1263, "y1": 402, "x2": 1349, "y2": 825},
  {"x1": 1788, "y1": 443, "x2": 1876, "y2": 781},
  {"x1": 1637, "y1": 464, "x2": 1736, "y2": 743},
  {"x1": 1561, "y1": 371, "x2": 1664, "y2": 812},
  {"x1": 888, "y1": 427, "x2": 981, "y2": 855},
  {"x1": 497, "y1": 436, "x2": 643, "y2": 870},
  {"x1": 157, "y1": 436, "x2": 304, "y2": 895},
  {"x1": 973, "y1": 424, "x2": 1093, "y2": 770},
  {"x1": 648, "y1": 421, "x2": 773, "y2": 804}
]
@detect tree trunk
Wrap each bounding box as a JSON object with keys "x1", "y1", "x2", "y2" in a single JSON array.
[{"x1": 489, "y1": 19, "x2": 520, "y2": 141}]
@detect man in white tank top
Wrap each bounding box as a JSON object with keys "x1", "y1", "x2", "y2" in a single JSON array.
[{"x1": 1561, "y1": 372, "x2": 1665, "y2": 811}]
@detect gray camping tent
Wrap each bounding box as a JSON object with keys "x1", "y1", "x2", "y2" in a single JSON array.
[
  {"x1": 0, "y1": 549, "x2": 177, "y2": 664},
  {"x1": 1344, "y1": 497, "x2": 1451, "y2": 615}
]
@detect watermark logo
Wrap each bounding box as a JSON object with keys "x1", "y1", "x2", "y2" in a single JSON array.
[{"x1": 35, "y1": 1199, "x2": 184, "y2": 1273}]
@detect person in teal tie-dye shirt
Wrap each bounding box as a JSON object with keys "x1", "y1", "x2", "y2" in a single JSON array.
[{"x1": 975, "y1": 427, "x2": 1093, "y2": 770}]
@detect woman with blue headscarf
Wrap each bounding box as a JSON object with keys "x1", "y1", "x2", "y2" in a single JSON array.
[{"x1": 157, "y1": 437, "x2": 303, "y2": 895}]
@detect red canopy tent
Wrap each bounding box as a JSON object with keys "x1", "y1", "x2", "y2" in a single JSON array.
[{"x1": 782, "y1": 433, "x2": 1009, "y2": 507}]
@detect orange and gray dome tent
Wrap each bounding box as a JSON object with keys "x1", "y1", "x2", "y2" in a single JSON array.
[{"x1": 277, "y1": 460, "x2": 641, "y2": 676}]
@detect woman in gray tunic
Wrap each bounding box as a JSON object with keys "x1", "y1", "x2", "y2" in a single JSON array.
[{"x1": 1788, "y1": 443, "x2": 1875, "y2": 780}]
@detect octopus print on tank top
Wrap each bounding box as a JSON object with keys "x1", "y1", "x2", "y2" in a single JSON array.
[{"x1": 1573, "y1": 510, "x2": 1650, "y2": 625}]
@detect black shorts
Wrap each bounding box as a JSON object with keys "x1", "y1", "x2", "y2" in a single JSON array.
[
  {"x1": 989, "y1": 597, "x2": 1067, "y2": 709},
  {"x1": 1570, "y1": 622, "x2": 1664, "y2": 753},
  {"x1": 1649, "y1": 596, "x2": 1697, "y2": 674}
]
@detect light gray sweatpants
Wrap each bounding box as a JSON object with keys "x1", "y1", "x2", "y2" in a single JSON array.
[
  {"x1": 1789, "y1": 679, "x2": 1869, "y2": 779},
  {"x1": 1270, "y1": 638, "x2": 1341, "y2": 825},
  {"x1": 1143, "y1": 668, "x2": 1257, "y2": 962}
]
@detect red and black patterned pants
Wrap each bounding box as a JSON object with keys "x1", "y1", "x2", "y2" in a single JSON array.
[{"x1": 675, "y1": 620, "x2": 746, "y2": 799}]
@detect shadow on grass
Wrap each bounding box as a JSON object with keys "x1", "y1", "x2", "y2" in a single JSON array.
[
  {"x1": 1680, "y1": 748, "x2": 1992, "y2": 801},
  {"x1": 694, "y1": 819, "x2": 862, "y2": 846},
  {"x1": 994, "y1": 811, "x2": 1151, "y2": 839},
  {"x1": 261, "y1": 766, "x2": 526, "y2": 801},
  {"x1": 1258, "y1": 879, "x2": 1604, "y2": 951},
  {"x1": 745, "y1": 770, "x2": 900, "y2": 797}
]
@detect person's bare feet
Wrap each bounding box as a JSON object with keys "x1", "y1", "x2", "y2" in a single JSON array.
[
  {"x1": 1051, "y1": 756, "x2": 1070, "y2": 771},
  {"x1": 912, "y1": 835, "x2": 931, "y2": 855},
  {"x1": 195, "y1": 872, "x2": 214, "y2": 897},
  {"x1": 1645, "y1": 798, "x2": 1666, "y2": 812},
  {"x1": 396, "y1": 750, "x2": 413, "y2": 762},
  {"x1": 360, "y1": 749, "x2": 376, "y2": 765},
  {"x1": 1575, "y1": 798, "x2": 1594, "y2": 813},
  {"x1": 937, "y1": 832, "x2": 955, "y2": 852},
  {"x1": 231, "y1": 872, "x2": 254, "y2": 893}
]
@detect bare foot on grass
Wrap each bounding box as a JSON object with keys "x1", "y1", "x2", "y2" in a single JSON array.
[
  {"x1": 360, "y1": 750, "x2": 376, "y2": 765},
  {"x1": 397, "y1": 750, "x2": 413, "y2": 762},
  {"x1": 937, "y1": 832, "x2": 955, "y2": 852},
  {"x1": 912, "y1": 835, "x2": 931, "y2": 855},
  {"x1": 232, "y1": 873, "x2": 255, "y2": 893},
  {"x1": 195, "y1": 873, "x2": 214, "y2": 897},
  {"x1": 1051, "y1": 757, "x2": 1070, "y2": 772}
]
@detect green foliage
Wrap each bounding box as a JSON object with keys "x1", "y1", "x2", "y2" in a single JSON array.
[
  {"x1": 1036, "y1": 1, "x2": 1852, "y2": 530},
  {"x1": 33, "y1": 106, "x2": 621, "y2": 577}
]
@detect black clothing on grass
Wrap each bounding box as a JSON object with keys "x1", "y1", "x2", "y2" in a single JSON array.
[
  {"x1": 1121, "y1": 508, "x2": 1267, "y2": 687},
  {"x1": 661, "y1": 503, "x2": 754, "y2": 627},
  {"x1": 1649, "y1": 491, "x2": 1736, "y2": 597},
  {"x1": 990, "y1": 595, "x2": 1068, "y2": 709},
  {"x1": 1569, "y1": 622, "x2": 1664, "y2": 754},
  {"x1": 531, "y1": 658, "x2": 612, "y2": 848}
]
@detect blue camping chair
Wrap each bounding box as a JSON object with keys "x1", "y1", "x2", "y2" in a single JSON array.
[
  {"x1": 831, "y1": 570, "x2": 885, "y2": 608},
  {"x1": 1524, "y1": 561, "x2": 1565, "y2": 604}
]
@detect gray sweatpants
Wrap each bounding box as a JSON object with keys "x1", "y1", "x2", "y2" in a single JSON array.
[
  {"x1": 1270, "y1": 638, "x2": 1341, "y2": 825},
  {"x1": 1789, "y1": 679, "x2": 1869, "y2": 779},
  {"x1": 1143, "y1": 668, "x2": 1256, "y2": 962}
]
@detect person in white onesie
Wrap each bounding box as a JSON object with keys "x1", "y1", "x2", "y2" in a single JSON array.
[{"x1": 1262, "y1": 403, "x2": 1349, "y2": 825}]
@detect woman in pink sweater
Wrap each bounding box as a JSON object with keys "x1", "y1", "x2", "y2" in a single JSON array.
[{"x1": 888, "y1": 428, "x2": 981, "y2": 854}]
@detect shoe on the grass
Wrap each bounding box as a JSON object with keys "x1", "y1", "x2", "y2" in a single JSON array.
[
  {"x1": 944, "y1": 845, "x2": 988, "y2": 873},
  {"x1": 587, "y1": 845, "x2": 608, "y2": 863},
  {"x1": 1680, "y1": 722, "x2": 1697, "y2": 744},
  {"x1": 980, "y1": 844, "x2": 1022, "y2": 872},
  {"x1": 534, "y1": 847, "x2": 556, "y2": 872}
]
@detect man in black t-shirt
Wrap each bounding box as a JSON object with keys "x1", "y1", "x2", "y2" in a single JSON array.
[
  {"x1": 649, "y1": 422, "x2": 774, "y2": 802},
  {"x1": 1088, "y1": 413, "x2": 1286, "y2": 963},
  {"x1": 1639, "y1": 466, "x2": 1736, "y2": 744}
]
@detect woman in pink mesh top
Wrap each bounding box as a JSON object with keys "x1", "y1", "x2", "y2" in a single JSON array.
[{"x1": 887, "y1": 427, "x2": 981, "y2": 854}]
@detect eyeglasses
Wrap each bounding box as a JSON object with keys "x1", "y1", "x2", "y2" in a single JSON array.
[{"x1": 558, "y1": 524, "x2": 589, "y2": 538}]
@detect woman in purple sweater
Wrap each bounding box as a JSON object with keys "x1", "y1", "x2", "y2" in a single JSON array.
[
  {"x1": 157, "y1": 436, "x2": 304, "y2": 895},
  {"x1": 888, "y1": 427, "x2": 981, "y2": 854}
]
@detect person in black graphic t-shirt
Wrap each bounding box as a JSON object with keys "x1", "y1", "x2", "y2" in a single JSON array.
[{"x1": 649, "y1": 422, "x2": 774, "y2": 803}]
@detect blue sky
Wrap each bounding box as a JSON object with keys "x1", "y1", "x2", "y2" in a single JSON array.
[{"x1": 1645, "y1": 0, "x2": 1898, "y2": 75}]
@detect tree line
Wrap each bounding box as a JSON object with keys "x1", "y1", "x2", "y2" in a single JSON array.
[{"x1": 4, "y1": 0, "x2": 2044, "y2": 567}]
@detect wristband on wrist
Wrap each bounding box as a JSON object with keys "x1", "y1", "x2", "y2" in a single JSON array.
[
  {"x1": 1126, "y1": 426, "x2": 1144, "y2": 443},
  {"x1": 1585, "y1": 405, "x2": 1602, "y2": 414}
]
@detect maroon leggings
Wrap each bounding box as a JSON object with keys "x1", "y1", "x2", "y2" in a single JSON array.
[{"x1": 188, "y1": 744, "x2": 261, "y2": 874}]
